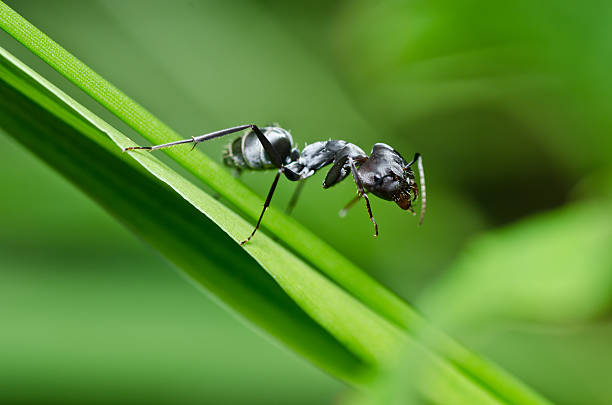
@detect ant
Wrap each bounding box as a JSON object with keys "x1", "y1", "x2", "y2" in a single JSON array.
[{"x1": 123, "y1": 124, "x2": 426, "y2": 245}]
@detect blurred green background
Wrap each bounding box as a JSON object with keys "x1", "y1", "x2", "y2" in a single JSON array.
[{"x1": 1, "y1": 1, "x2": 611, "y2": 404}]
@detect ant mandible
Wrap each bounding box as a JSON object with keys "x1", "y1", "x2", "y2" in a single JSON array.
[{"x1": 123, "y1": 124, "x2": 426, "y2": 245}]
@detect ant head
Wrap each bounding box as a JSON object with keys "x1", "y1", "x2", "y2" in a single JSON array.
[{"x1": 360, "y1": 144, "x2": 418, "y2": 211}]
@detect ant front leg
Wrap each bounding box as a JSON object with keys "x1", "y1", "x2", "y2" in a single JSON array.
[{"x1": 348, "y1": 157, "x2": 378, "y2": 237}]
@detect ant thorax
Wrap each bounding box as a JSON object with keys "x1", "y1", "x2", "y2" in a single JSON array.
[{"x1": 285, "y1": 140, "x2": 366, "y2": 183}]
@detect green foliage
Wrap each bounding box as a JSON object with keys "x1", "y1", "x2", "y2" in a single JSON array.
[
  {"x1": 6, "y1": 0, "x2": 612, "y2": 403},
  {"x1": 0, "y1": 46, "x2": 373, "y2": 385},
  {"x1": 0, "y1": 0, "x2": 415, "y2": 331},
  {"x1": 416, "y1": 196, "x2": 612, "y2": 404},
  {"x1": 0, "y1": 2, "x2": 553, "y2": 404},
  {"x1": 419, "y1": 199, "x2": 612, "y2": 326},
  {"x1": 333, "y1": 6, "x2": 612, "y2": 401}
]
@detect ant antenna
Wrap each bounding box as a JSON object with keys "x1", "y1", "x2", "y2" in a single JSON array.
[{"x1": 416, "y1": 154, "x2": 426, "y2": 226}]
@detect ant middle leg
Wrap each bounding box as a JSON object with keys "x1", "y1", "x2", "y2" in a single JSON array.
[{"x1": 286, "y1": 179, "x2": 306, "y2": 215}]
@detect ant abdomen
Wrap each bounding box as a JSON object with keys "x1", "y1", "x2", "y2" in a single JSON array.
[{"x1": 223, "y1": 126, "x2": 295, "y2": 170}]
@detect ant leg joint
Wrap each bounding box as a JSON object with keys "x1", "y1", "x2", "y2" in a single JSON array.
[{"x1": 190, "y1": 137, "x2": 199, "y2": 151}]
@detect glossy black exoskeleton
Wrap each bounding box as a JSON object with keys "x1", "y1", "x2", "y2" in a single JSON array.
[{"x1": 123, "y1": 124, "x2": 426, "y2": 245}]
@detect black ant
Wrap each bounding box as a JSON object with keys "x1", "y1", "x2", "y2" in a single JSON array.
[{"x1": 123, "y1": 124, "x2": 426, "y2": 245}]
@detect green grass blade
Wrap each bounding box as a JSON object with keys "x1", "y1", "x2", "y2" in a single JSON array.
[
  {"x1": 0, "y1": 0, "x2": 414, "y2": 332},
  {"x1": 0, "y1": 47, "x2": 372, "y2": 386},
  {"x1": 0, "y1": 46, "x2": 408, "y2": 368},
  {"x1": 0, "y1": 42, "x2": 550, "y2": 405},
  {"x1": 0, "y1": 3, "x2": 554, "y2": 404}
]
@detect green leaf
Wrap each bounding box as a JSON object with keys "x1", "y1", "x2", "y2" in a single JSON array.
[
  {"x1": 419, "y1": 199, "x2": 612, "y2": 326},
  {"x1": 416, "y1": 197, "x2": 612, "y2": 404},
  {"x1": 0, "y1": 3, "x2": 553, "y2": 404}
]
